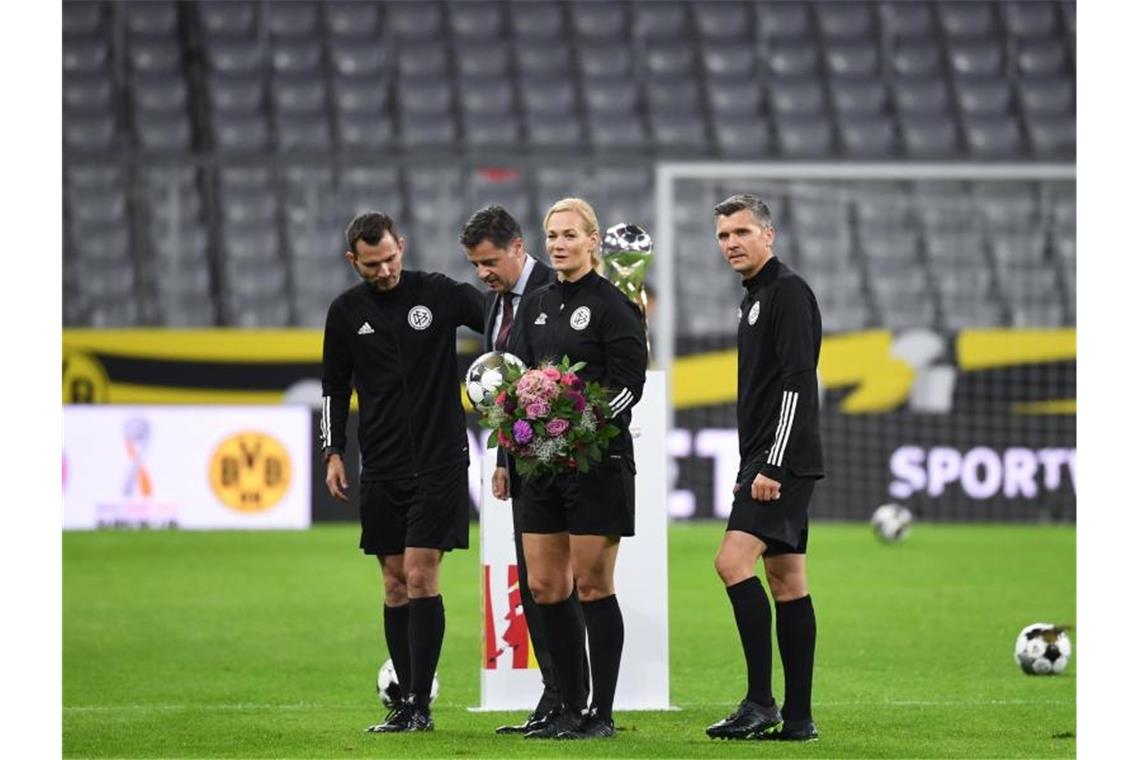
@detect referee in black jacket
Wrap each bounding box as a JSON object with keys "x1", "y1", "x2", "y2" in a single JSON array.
[
  {"x1": 459, "y1": 205, "x2": 584, "y2": 735},
  {"x1": 507, "y1": 198, "x2": 647, "y2": 740},
  {"x1": 321, "y1": 211, "x2": 483, "y2": 733},
  {"x1": 706, "y1": 194, "x2": 824, "y2": 742}
]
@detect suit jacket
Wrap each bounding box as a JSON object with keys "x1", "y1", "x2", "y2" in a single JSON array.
[{"x1": 482, "y1": 258, "x2": 556, "y2": 353}]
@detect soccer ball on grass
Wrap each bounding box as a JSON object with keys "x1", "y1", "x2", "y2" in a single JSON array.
[
  {"x1": 870, "y1": 503, "x2": 913, "y2": 542},
  {"x1": 1014, "y1": 623, "x2": 1072, "y2": 675},
  {"x1": 465, "y1": 351, "x2": 526, "y2": 407},
  {"x1": 377, "y1": 658, "x2": 439, "y2": 708}
]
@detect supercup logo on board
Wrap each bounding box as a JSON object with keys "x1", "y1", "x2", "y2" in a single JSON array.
[{"x1": 209, "y1": 431, "x2": 292, "y2": 513}]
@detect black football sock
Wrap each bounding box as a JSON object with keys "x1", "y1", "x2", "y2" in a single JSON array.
[
  {"x1": 581, "y1": 594, "x2": 624, "y2": 722},
  {"x1": 725, "y1": 576, "x2": 775, "y2": 707},
  {"x1": 569, "y1": 586, "x2": 591, "y2": 707},
  {"x1": 516, "y1": 535, "x2": 560, "y2": 712},
  {"x1": 776, "y1": 595, "x2": 817, "y2": 722},
  {"x1": 382, "y1": 603, "x2": 411, "y2": 696},
  {"x1": 536, "y1": 593, "x2": 588, "y2": 714},
  {"x1": 408, "y1": 595, "x2": 445, "y2": 709}
]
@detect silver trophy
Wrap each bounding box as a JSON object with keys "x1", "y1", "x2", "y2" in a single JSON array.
[{"x1": 601, "y1": 222, "x2": 654, "y2": 319}]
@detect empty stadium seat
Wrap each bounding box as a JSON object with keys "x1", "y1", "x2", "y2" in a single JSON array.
[
  {"x1": 329, "y1": 42, "x2": 387, "y2": 77},
  {"x1": 769, "y1": 76, "x2": 826, "y2": 115},
  {"x1": 457, "y1": 47, "x2": 510, "y2": 78},
  {"x1": 938, "y1": 2, "x2": 996, "y2": 38},
  {"x1": 266, "y1": 1, "x2": 319, "y2": 38},
  {"x1": 831, "y1": 76, "x2": 889, "y2": 114},
  {"x1": 815, "y1": 2, "x2": 874, "y2": 39},
  {"x1": 449, "y1": 1, "x2": 504, "y2": 39},
  {"x1": 272, "y1": 41, "x2": 323, "y2": 75},
  {"x1": 63, "y1": 72, "x2": 113, "y2": 112},
  {"x1": 582, "y1": 77, "x2": 638, "y2": 115},
  {"x1": 457, "y1": 76, "x2": 513, "y2": 115},
  {"x1": 525, "y1": 112, "x2": 584, "y2": 149},
  {"x1": 325, "y1": 1, "x2": 382, "y2": 38},
  {"x1": 948, "y1": 40, "x2": 1004, "y2": 76},
  {"x1": 128, "y1": 39, "x2": 182, "y2": 73},
  {"x1": 132, "y1": 72, "x2": 188, "y2": 113},
  {"x1": 774, "y1": 115, "x2": 834, "y2": 156},
  {"x1": 212, "y1": 113, "x2": 270, "y2": 152},
  {"x1": 207, "y1": 73, "x2": 266, "y2": 114},
  {"x1": 893, "y1": 76, "x2": 952, "y2": 115},
  {"x1": 399, "y1": 112, "x2": 457, "y2": 148},
  {"x1": 463, "y1": 112, "x2": 522, "y2": 148},
  {"x1": 522, "y1": 76, "x2": 578, "y2": 115},
  {"x1": 1004, "y1": 1, "x2": 1060, "y2": 38},
  {"x1": 756, "y1": 3, "x2": 812, "y2": 39},
  {"x1": 692, "y1": 1, "x2": 752, "y2": 41},
  {"x1": 136, "y1": 113, "x2": 193, "y2": 151},
  {"x1": 1016, "y1": 39, "x2": 1069, "y2": 76},
  {"x1": 955, "y1": 76, "x2": 1013, "y2": 116},
  {"x1": 272, "y1": 75, "x2": 327, "y2": 115},
  {"x1": 962, "y1": 113, "x2": 1024, "y2": 156},
  {"x1": 701, "y1": 43, "x2": 757, "y2": 77},
  {"x1": 646, "y1": 77, "x2": 701, "y2": 116},
  {"x1": 707, "y1": 77, "x2": 762, "y2": 116},
  {"x1": 837, "y1": 113, "x2": 899, "y2": 157},
  {"x1": 588, "y1": 113, "x2": 649, "y2": 152},
  {"x1": 578, "y1": 44, "x2": 633, "y2": 78},
  {"x1": 888, "y1": 42, "x2": 943, "y2": 78},
  {"x1": 879, "y1": 1, "x2": 936, "y2": 38},
  {"x1": 64, "y1": 1, "x2": 104, "y2": 36},
  {"x1": 633, "y1": 1, "x2": 687, "y2": 41},
  {"x1": 569, "y1": 2, "x2": 626, "y2": 40},
  {"x1": 1018, "y1": 76, "x2": 1075, "y2": 115},
  {"x1": 825, "y1": 41, "x2": 879, "y2": 77},
  {"x1": 205, "y1": 39, "x2": 265, "y2": 74},
  {"x1": 652, "y1": 113, "x2": 709, "y2": 152},
  {"x1": 396, "y1": 76, "x2": 452, "y2": 115},
  {"x1": 198, "y1": 1, "x2": 256, "y2": 37},
  {"x1": 515, "y1": 39, "x2": 571, "y2": 76},
  {"x1": 713, "y1": 116, "x2": 770, "y2": 156},
  {"x1": 63, "y1": 38, "x2": 109, "y2": 73},
  {"x1": 510, "y1": 1, "x2": 564, "y2": 39},
  {"x1": 124, "y1": 1, "x2": 178, "y2": 37},
  {"x1": 645, "y1": 42, "x2": 697, "y2": 76},
  {"x1": 1025, "y1": 114, "x2": 1075, "y2": 158},
  {"x1": 767, "y1": 40, "x2": 820, "y2": 76},
  {"x1": 64, "y1": 113, "x2": 116, "y2": 152}
]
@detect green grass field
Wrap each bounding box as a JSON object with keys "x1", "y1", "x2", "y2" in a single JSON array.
[{"x1": 63, "y1": 522, "x2": 1075, "y2": 758}]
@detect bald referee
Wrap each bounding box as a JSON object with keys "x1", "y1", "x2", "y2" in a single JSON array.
[{"x1": 706, "y1": 194, "x2": 824, "y2": 742}]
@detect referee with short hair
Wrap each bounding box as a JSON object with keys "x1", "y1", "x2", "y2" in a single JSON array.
[
  {"x1": 706, "y1": 194, "x2": 824, "y2": 742},
  {"x1": 321, "y1": 211, "x2": 484, "y2": 734}
]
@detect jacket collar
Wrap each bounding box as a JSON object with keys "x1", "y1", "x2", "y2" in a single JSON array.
[{"x1": 742, "y1": 256, "x2": 779, "y2": 292}]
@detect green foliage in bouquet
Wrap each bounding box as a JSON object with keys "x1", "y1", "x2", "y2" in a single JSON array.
[{"x1": 478, "y1": 355, "x2": 621, "y2": 478}]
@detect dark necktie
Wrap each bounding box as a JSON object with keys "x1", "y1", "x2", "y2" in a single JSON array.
[{"x1": 494, "y1": 292, "x2": 515, "y2": 351}]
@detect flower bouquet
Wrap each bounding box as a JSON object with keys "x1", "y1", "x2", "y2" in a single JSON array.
[{"x1": 478, "y1": 355, "x2": 621, "y2": 477}]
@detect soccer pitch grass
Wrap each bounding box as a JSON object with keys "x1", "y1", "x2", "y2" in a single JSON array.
[{"x1": 64, "y1": 522, "x2": 1075, "y2": 758}]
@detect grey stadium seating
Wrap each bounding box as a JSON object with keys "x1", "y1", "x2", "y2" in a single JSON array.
[{"x1": 61, "y1": 0, "x2": 1075, "y2": 330}]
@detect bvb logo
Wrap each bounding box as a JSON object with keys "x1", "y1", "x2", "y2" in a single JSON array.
[
  {"x1": 209, "y1": 432, "x2": 292, "y2": 513},
  {"x1": 62, "y1": 351, "x2": 110, "y2": 403}
]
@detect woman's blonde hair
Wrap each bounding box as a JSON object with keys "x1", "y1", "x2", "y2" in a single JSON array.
[{"x1": 544, "y1": 197, "x2": 601, "y2": 270}]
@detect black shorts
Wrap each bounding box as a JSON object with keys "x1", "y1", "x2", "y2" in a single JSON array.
[
  {"x1": 359, "y1": 464, "x2": 470, "y2": 556},
  {"x1": 727, "y1": 471, "x2": 816, "y2": 556},
  {"x1": 521, "y1": 454, "x2": 636, "y2": 537}
]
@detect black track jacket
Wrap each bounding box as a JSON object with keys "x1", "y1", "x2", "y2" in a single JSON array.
[
  {"x1": 737, "y1": 257, "x2": 825, "y2": 482},
  {"x1": 508, "y1": 270, "x2": 648, "y2": 459},
  {"x1": 320, "y1": 271, "x2": 483, "y2": 480}
]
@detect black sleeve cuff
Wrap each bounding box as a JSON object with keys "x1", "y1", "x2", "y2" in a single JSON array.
[{"x1": 759, "y1": 463, "x2": 787, "y2": 484}]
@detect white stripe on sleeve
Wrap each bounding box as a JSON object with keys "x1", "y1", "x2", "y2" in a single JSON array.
[
  {"x1": 768, "y1": 392, "x2": 792, "y2": 465},
  {"x1": 772, "y1": 391, "x2": 799, "y2": 466},
  {"x1": 609, "y1": 388, "x2": 634, "y2": 416}
]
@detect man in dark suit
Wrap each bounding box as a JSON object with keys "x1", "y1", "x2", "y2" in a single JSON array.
[{"x1": 460, "y1": 205, "x2": 584, "y2": 734}]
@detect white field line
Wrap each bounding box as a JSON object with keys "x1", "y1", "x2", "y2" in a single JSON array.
[{"x1": 64, "y1": 698, "x2": 1074, "y2": 713}]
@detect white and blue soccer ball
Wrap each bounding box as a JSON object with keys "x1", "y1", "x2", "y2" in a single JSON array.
[
  {"x1": 870, "y1": 503, "x2": 914, "y2": 542},
  {"x1": 377, "y1": 658, "x2": 439, "y2": 708},
  {"x1": 465, "y1": 351, "x2": 526, "y2": 407},
  {"x1": 1014, "y1": 623, "x2": 1072, "y2": 675}
]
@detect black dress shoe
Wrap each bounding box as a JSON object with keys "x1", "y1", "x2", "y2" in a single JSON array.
[
  {"x1": 756, "y1": 717, "x2": 819, "y2": 742},
  {"x1": 706, "y1": 699, "x2": 782, "y2": 740},
  {"x1": 495, "y1": 708, "x2": 555, "y2": 735},
  {"x1": 556, "y1": 712, "x2": 615, "y2": 739},
  {"x1": 524, "y1": 708, "x2": 584, "y2": 739}
]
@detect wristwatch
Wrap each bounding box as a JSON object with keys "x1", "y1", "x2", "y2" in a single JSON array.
[{"x1": 322, "y1": 446, "x2": 343, "y2": 463}]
